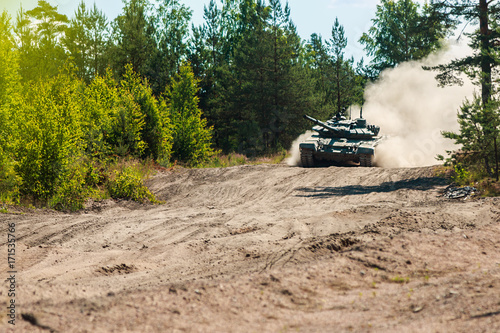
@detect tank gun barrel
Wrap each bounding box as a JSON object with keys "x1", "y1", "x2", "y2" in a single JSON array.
[{"x1": 303, "y1": 115, "x2": 339, "y2": 133}]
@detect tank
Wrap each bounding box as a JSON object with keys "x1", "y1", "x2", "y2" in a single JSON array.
[{"x1": 299, "y1": 111, "x2": 382, "y2": 167}]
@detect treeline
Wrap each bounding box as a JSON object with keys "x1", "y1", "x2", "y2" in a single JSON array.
[
  {"x1": 2, "y1": 0, "x2": 497, "y2": 207},
  {"x1": 4, "y1": 0, "x2": 451, "y2": 154}
]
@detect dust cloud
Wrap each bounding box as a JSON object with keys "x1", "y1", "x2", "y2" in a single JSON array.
[
  {"x1": 286, "y1": 131, "x2": 314, "y2": 166},
  {"x1": 364, "y1": 41, "x2": 475, "y2": 167},
  {"x1": 287, "y1": 40, "x2": 475, "y2": 168}
]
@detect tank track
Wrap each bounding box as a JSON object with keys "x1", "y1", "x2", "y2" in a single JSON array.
[
  {"x1": 300, "y1": 149, "x2": 315, "y2": 167},
  {"x1": 359, "y1": 154, "x2": 373, "y2": 167}
]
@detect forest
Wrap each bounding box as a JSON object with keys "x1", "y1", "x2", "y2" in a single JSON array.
[{"x1": 0, "y1": 0, "x2": 499, "y2": 209}]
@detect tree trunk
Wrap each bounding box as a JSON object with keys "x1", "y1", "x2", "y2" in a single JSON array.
[
  {"x1": 479, "y1": 0, "x2": 492, "y2": 107},
  {"x1": 495, "y1": 136, "x2": 499, "y2": 181},
  {"x1": 337, "y1": 59, "x2": 341, "y2": 115}
]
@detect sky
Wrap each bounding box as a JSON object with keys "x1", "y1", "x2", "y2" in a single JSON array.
[{"x1": 0, "y1": 0, "x2": 429, "y2": 61}]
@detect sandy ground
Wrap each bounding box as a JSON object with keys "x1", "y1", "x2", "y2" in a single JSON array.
[{"x1": 1, "y1": 164, "x2": 499, "y2": 332}]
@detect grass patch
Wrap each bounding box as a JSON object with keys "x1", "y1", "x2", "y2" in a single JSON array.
[
  {"x1": 202, "y1": 153, "x2": 248, "y2": 168},
  {"x1": 476, "y1": 178, "x2": 500, "y2": 197},
  {"x1": 433, "y1": 164, "x2": 500, "y2": 197},
  {"x1": 391, "y1": 275, "x2": 410, "y2": 284},
  {"x1": 201, "y1": 150, "x2": 288, "y2": 168}
]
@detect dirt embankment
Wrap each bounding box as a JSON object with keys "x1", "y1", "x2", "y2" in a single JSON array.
[{"x1": 2, "y1": 164, "x2": 499, "y2": 332}]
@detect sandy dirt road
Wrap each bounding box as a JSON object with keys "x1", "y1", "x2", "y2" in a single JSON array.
[{"x1": 1, "y1": 164, "x2": 499, "y2": 332}]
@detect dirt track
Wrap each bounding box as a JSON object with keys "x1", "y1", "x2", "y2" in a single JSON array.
[{"x1": 2, "y1": 164, "x2": 500, "y2": 332}]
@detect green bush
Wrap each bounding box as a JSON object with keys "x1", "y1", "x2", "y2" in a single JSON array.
[
  {"x1": 167, "y1": 63, "x2": 214, "y2": 167},
  {"x1": 13, "y1": 73, "x2": 83, "y2": 202},
  {"x1": 0, "y1": 154, "x2": 20, "y2": 205},
  {"x1": 47, "y1": 159, "x2": 161, "y2": 211},
  {"x1": 107, "y1": 166, "x2": 159, "y2": 203},
  {"x1": 49, "y1": 162, "x2": 89, "y2": 211},
  {"x1": 82, "y1": 69, "x2": 149, "y2": 159},
  {"x1": 452, "y1": 163, "x2": 471, "y2": 185},
  {"x1": 120, "y1": 65, "x2": 173, "y2": 161}
]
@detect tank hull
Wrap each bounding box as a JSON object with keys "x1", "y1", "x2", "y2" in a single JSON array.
[{"x1": 299, "y1": 134, "x2": 382, "y2": 167}]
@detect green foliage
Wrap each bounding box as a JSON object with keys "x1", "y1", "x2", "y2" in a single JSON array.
[
  {"x1": 107, "y1": 164, "x2": 159, "y2": 203},
  {"x1": 428, "y1": 1, "x2": 500, "y2": 104},
  {"x1": 308, "y1": 18, "x2": 358, "y2": 117},
  {"x1": 81, "y1": 66, "x2": 148, "y2": 158},
  {"x1": 109, "y1": 80, "x2": 147, "y2": 157},
  {"x1": 188, "y1": 0, "x2": 241, "y2": 152},
  {"x1": 203, "y1": 153, "x2": 248, "y2": 168},
  {"x1": 12, "y1": 73, "x2": 83, "y2": 202},
  {"x1": 201, "y1": 150, "x2": 287, "y2": 168},
  {"x1": 15, "y1": 0, "x2": 69, "y2": 83},
  {"x1": 329, "y1": 18, "x2": 357, "y2": 116},
  {"x1": 429, "y1": 1, "x2": 500, "y2": 187},
  {"x1": 360, "y1": 0, "x2": 453, "y2": 74},
  {"x1": 223, "y1": 0, "x2": 325, "y2": 153},
  {"x1": 0, "y1": 11, "x2": 21, "y2": 205},
  {"x1": 444, "y1": 162, "x2": 500, "y2": 197},
  {"x1": 0, "y1": 1, "x2": 219, "y2": 211},
  {"x1": 391, "y1": 275, "x2": 410, "y2": 284},
  {"x1": 64, "y1": 1, "x2": 109, "y2": 82},
  {"x1": 108, "y1": 0, "x2": 156, "y2": 79},
  {"x1": 0, "y1": 155, "x2": 20, "y2": 205},
  {"x1": 120, "y1": 65, "x2": 173, "y2": 161},
  {"x1": 49, "y1": 158, "x2": 161, "y2": 210},
  {"x1": 147, "y1": 0, "x2": 192, "y2": 96},
  {"x1": 80, "y1": 69, "x2": 115, "y2": 157},
  {"x1": 443, "y1": 94, "x2": 500, "y2": 181},
  {"x1": 49, "y1": 160, "x2": 91, "y2": 211},
  {"x1": 477, "y1": 178, "x2": 500, "y2": 197},
  {"x1": 167, "y1": 62, "x2": 214, "y2": 166},
  {"x1": 0, "y1": 11, "x2": 20, "y2": 107},
  {"x1": 80, "y1": 66, "x2": 173, "y2": 162},
  {"x1": 452, "y1": 163, "x2": 471, "y2": 185}
]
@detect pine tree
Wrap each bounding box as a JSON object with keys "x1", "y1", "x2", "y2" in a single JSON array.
[
  {"x1": 109, "y1": 0, "x2": 155, "y2": 79},
  {"x1": 360, "y1": 0, "x2": 453, "y2": 75},
  {"x1": 429, "y1": 0, "x2": 500, "y2": 180},
  {"x1": 327, "y1": 17, "x2": 356, "y2": 116},
  {"x1": 199, "y1": 0, "x2": 246, "y2": 152},
  {"x1": 227, "y1": 0, "x2": 325, "y2": 153},
  {"x1": 65, "y1": 1, "x2": 109, "y2": 82},
  {"x1": 147, "y1": 0, "x2": 192, "y2": 96},
  {"x1": 15, "y1": 0, "x2": 69, "y2": 83},
  {"x1": 166, "y1": 63, "x2": 214, "y2": 166},
  {"x1": 306, "y1": 33, "x2": 331, "y2": 106},
  {"x1": 306, "y1": 19, "x2": 358, "y2": 118}
]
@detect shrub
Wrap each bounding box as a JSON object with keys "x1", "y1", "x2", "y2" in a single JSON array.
[
  {"x1": 120, "y1": 65, "x2": 173, "y2": 162},
  {"x1": 167, "y1": 63, "x2": 214, "y2": 167},
  {"x1": 12, "y1": 73, "x2": 83, "y2": 202},
  {"x1": 82, "y1": 69, "x2": 148, "y2": 159},
  {"x1": 107, "y1": 165, "x2": 159, "y2": 203},
  {"x1": 0, "y1": 153, "x2": 20, "y2": 205},
  {"x1": 452, "y1": 163, "x2": 471, "y2": 185},
  {"x1": 49, "y1": 162, "x2": 89, "y2": 211}
]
